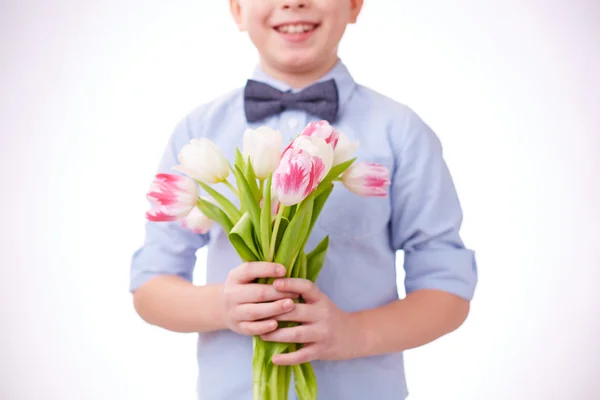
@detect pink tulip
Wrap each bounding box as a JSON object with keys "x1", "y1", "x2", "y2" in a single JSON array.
[
  {"x1": 146, "y1": 173, "x2": 198, "y2": 221},
  {"x1": 181, "y1": 206, "x2": 213, "y2": 234},
  {"x1": 301, "y1": 120, "x2": 340, "y2": 148},
  {"x1": 341, "y1": 163, "x2": 391, "y2": 197},
  {"x1": 272, "y1": 148, "x2": 325, "y2": 206},
  {"x1": 287, "y1": 135, "x2": 333, "y2": 181}
]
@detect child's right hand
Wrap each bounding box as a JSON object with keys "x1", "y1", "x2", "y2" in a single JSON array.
[{"x1": 222, "y1": 262, "x2": 297, "y2": 336}]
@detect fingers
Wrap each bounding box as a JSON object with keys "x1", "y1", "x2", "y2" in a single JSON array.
[
  {"x1": 235, "y1": 298, "x2": 295, "y2": 322},
  {"x1": 232, "y1": 284, "x2": 299, "y2": 304},
  {"x1": 238, "y1": 320, "x2": 279, "y2": 336},
  {"x1": 274, "y1": 278, "x2": 322, "y2": 303},
  {"x1": 229, "y1": 262, "x2": 286, "y2": 284},
  {"x1": 260, "y1": 324, "x2": 320, "y2": 344},
  {"x1": 273, "y1": 304, "x2": 314, "y2": 323},
  {"x1": 272, "y1": 345, "x2": 318, "y2": 366}
]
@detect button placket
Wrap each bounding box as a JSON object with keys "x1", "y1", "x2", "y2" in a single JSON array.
[{"x1": 279, "y1": 110, "x2": 306, "y2": 143}]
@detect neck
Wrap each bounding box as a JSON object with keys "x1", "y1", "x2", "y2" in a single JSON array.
[{"x1": 259, "y1": 56, "x2": 339, "y2": 89}]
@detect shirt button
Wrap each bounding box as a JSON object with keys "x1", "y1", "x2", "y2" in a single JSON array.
[{"x1": 287, "y1": 117, "x2": 299, "y2": 130}]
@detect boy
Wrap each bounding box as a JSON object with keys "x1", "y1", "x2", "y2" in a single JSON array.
[{"x1": 130, "y1": 0, "x2": 478, "y2": 399}]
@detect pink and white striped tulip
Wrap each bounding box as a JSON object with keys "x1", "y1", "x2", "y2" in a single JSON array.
[
  {"x1": 341, "y1": 163, "x2": 391, "y2": 197},
  {"x1": 272, "y1": 148, "x2": 325, "y2": 206},
  {"x1": 173, "y1": 138, "x2": 230, "y2": 184},
  {"x1": 181, "y1": 205, "x2": 213, "y2": 234},
  {"x1": 146, "y1": 173, "x2": 198, "y2": 221},
  {"x1": 301, "y1": 120, "x2": 340, "y2": 148},
  {"x1": 333, "y1": 132, "x2": 359, "y2": 166},
  {"x1": 287, "y1": 135, "x2": 333, "y2": 182}
]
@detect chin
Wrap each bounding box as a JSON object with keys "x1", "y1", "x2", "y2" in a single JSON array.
[{"x1": 273, "y1": 52, "x2": 321, "y2": 73}]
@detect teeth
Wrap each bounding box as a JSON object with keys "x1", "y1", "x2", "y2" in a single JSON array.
[{"x1": 278, "y1": 24, "x2": 316, "y2": 33}]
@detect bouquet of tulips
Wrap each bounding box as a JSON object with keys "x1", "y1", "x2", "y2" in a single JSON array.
[{"x1": 145, "y1": 121, "x2": 390, "y2": 400}]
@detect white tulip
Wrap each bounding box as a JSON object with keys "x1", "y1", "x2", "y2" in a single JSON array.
[
  {"x1": 180, "y1": 204, "x2": 214, "y2": 234},
  {"x1": 333, "y1": 132, "x2": 359, "y2": 166},
  {"x1": 242, "y1": 126, "x2": 283, "y2": 180},
  {"x1": 290, "y1": 135, "x2": 334, "y2": 180},
  {"x1": 173, "y1": 138, "x2": 230, "y2": 184}
]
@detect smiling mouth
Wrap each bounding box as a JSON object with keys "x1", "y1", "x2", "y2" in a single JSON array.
[{"x1": 274, "y1": 23, "x2": 319, "y2": 34}]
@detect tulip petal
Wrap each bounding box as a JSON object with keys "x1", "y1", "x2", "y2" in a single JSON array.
[
  {"x1": 175, "y1": 138, "x2": 230, "y2": 184},
  {"x1": 272, "y1": 148, "x2": 313, "y2": 206},
  {"x1": 332, "y1": 132, "x2": 359, "y2": 166},
  {"x1": 341, "y1": 162, "x2": 391, "y2": 197},
  {"x1": 145, "y1": 173, "x2": 198, "y2": 221},
  {"x1": 301, "y1": 120, "x2": 340, "y2": 148},
  {"x1": 243, "y1": 127, "x2": 283, "y2": 180},
  {"x1": 180, "y1": 206, "x2": 213, "y2": 234}
]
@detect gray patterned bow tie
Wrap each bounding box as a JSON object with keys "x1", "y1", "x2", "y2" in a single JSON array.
[{"x1": 244, "y1": 79, "x2": 339, "y2": 123}]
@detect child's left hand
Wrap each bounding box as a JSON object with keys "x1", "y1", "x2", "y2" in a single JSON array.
[{"x1": 260, "y1": 278, "x2": 362, "y2": 366}]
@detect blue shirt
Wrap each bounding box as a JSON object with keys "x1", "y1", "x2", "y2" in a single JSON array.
[{"x1": 130, "y1": 60, "x2": 478, "y2": 399}]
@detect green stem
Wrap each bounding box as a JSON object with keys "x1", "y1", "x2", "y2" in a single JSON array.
[
  {"x1": 223, "y1": 180, "x2": 238, "y2": 197},
  {"x1": 269, "y1": 205, "x2": 285, "y2": 261},
  {"x1": 259, "y1": 179, "x2": 265, "y2": 198}
]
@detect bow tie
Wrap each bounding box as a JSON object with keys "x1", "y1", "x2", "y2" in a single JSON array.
[{"x1": 244, "y1": 79, "x2": 339, "y2": 123}]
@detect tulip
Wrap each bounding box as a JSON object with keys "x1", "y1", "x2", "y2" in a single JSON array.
[
  {"x1": 181, "y1": 205, "x2": 213, "y2": 234},
  {"x1": 173, "y1": 138, "x2": 230, "y2": 184},
  {"x1": 272, "y1": 148, "x2": 324, "y2": 206},
  {"x1": 301, "y1": 120, "x2": 340, "y2": 148},
  {"x1": 242, "y1": 126, "x2": 283, "y2": 180},
  {"x1": 287, "y1": 135, "x2": 333, "y2": 182},
  {"x1": 146, "y1": 173, "x2": 198, "y2": 221},
  {"x1": 341, "y1": 163, "x2": 391, "y2": 197},
  {"x1": 260, "y1": 191, "x2": 281, "y2": 215},
  {"x1": 333, "y1": 132, "x2": 359, "y2": 166}
]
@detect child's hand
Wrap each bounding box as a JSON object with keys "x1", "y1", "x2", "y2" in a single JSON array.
[
  {"x1": 222, "y1": 262, "x2": 299, "y2": 336},
  {"x1": 259, "y1": 278, "x2": 360, "y2": 365}
]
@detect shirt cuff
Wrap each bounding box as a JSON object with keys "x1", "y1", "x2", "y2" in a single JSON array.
[
  {"x1": 403, "y1": 248, "x2": 478, "y2": 301},
  {"x1": 129, "y1": 248, "x2": 196, "y2": 293}
]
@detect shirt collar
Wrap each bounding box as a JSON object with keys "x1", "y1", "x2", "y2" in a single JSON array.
[{"x1": 249, "y1": 58, "x2": 357, "y2": 112}]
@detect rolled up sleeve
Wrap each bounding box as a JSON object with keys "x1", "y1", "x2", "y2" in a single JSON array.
[
  {"x1": 129, "y1": 116, "x2": 209, "y2": 293},
  {"x1": 390, "y1": 110, "x2": 478, "y2": 301}
]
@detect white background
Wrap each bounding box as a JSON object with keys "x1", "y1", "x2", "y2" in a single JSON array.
[{"x1": 2, "y1": 0, "x2": 599, "y2": 399}]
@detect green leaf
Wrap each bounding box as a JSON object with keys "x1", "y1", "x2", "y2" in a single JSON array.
[
  {"x1": 282, "y1": 205, "x2": 291, "y2": 220},
  {"x1": 252, "y1": 223, "x2": 264, "y2": 260},
  {"x1": 232, "y1": 164, "x2": 261, "y2": 237},
  {"x1": 278, "y1": 364, "x2": 290, "y2": 399},
  {"x1": 196, "y1": 199, "x2": 233, "y2": 234},
  {"x1": 308, "y1": 183, "x2": 333, "y2": 237},
  {"x1": 287, "y1": 204, "x2": 297, "y2": 221},
  {"x1": 293, "y1": 361, "x2": 318, "y2": 400},
  {"x1": 273, "y1": 217, "x2": 289, "y2": 251},
  {"x1": 326, "y1": 157, "x2": 356, "y2": 181},
  {"x1": 274, "y1": 198, "x2": 314, "y2": 270},
  {"x1": 234, "y1": 149, "x2": 248, "y2": 214},
  {"x1": 229, "y1": 233, "x2": 259, "y2": 262},
  {"x1": 292, "y1": 250, "x2": 307, "y2": 279},
  {"x1": 306, "y1": 236, "x2": 329, "y2": 282},
  {"x1": 284, "y1": 361, "x2": 292, "y2": 400},
  {"x1": 234, "y1": 148, "x2": 247, "y2": 172},
  {"x1": 312, "y1": 158, "x2": 356, "y2": 199},
  {"x1": 252, "y1": 336, "x2": 266, "y2": 399},
  {"x1": 263, "y1": 341, "x2": 290, "y2": 386},
  {"x1": 197, "y1": 181, "x2": 242, "y2": 224},
  {"x1": 228, "y1": 212, "x2": 260, "y2": 262},
  {"x1": 245, "y1": 158, "x2": 261, "y2": 203},
  {"x1": 260, "y1": 174, "x2": 273, "y2": 261}
]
